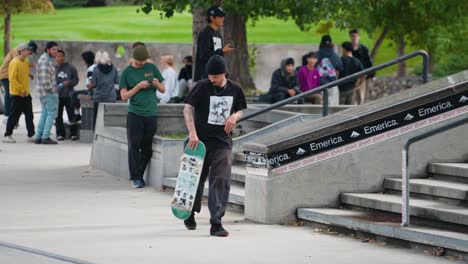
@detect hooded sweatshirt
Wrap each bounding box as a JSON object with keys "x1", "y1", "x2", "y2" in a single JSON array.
[
  {"x1": 55, "y1": 62, "x2": 79, "y2": 97},
  {"x1": 269, "y1": 58, "x2": 299, "y2": 95},
  {"x1": 315, "y1": 47, "x2": 343, "y2": 85},
  {"x1": 92, "y1": 64, "x2": 119, "y2": 103}
]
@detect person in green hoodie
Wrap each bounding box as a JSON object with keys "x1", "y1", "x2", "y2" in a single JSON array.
[{"x1": 119, "y1": 45, "x2": 165, "y2": 189}]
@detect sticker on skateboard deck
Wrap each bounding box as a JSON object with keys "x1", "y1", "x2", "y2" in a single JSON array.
[{"x1": 171, "y1": 138, "x2": 206, "y2": 220}]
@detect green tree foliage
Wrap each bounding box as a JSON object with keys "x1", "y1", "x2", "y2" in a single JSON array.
[{"x1": 0, "y1": 0, "x2": 55, "y2": 55}]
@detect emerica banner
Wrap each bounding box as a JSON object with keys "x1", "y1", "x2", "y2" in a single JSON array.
[{"x1": 267, "y1": 92, "x2": 468, "y2": 168}]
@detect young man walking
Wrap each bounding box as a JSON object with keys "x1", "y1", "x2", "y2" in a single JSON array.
[
  {"x1": 0, "y1": 40, "x2": 37, "y2": 126},
  {"x1": 3, "y1": 43, "x2": 36, "y2": 143},
  {"x1": 119, "y1": 45, "x2": 165, "y2": 188},
  {"x1": 35, "y1": 41, "x2": 59, "y2": 145},
  {"x1": 350, "y1": 29, "x2": 374, "y2": 104},
  {"x1": 193, "y1": 6, "x2": 234, "y2": 82},
  {"x1": 183, "y1": 55, "x2": 247, "y2": 237},
  {"x1": 55, "y1": 50, "x2": 79, "y2": 140}
]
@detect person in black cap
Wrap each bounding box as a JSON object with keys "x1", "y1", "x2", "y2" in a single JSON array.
[
  {"x1": 119, "y1": 45, "x2": 166, "y2": 188},
  {"x1": 315, "y1": 34, "x2": 343, "y2": 105},
  {"x1": 265, "y1": 57, "x2": 302, "y2": 103},
  {"x1": 183, "y1": 54, "x2": 247, "y2": 237},
  {"x1": 193, "y1": 5, "x2": 235, "y2": 82}
]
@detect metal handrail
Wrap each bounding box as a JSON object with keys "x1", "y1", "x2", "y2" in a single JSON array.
[
  {"x1": 239, "y1": 50, "x2": 429, "y2": 122},
  {"x1": 401, "y1": 114, "x2": 468, "y2": 227}
]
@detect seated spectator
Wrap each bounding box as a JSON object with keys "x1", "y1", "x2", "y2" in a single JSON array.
[
  {"x1": 265, "y1": 58, "x2": 302, "y2": 104},
  {"x1": 298, "y1": 52, "x2": 322, "y2": 104},
  {"x1": 175, "y1": 55, "x2": 193, "y2": 102},
  {"x1": 90, "y1": 50, "x2": 119, "y2": 129},
  {"x1": 339, "y1": 42, "x2": 365, "y2": 105},
  {"x1": 157, "y1": 55, "x2": 179, "y2": 103}
]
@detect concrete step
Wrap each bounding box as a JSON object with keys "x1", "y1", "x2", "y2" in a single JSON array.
[
  {"x1": 297, "y1": 208, "x2": 468, "y2": 253},
  {"x1": 428, "y1": 163, "x2": 468, "y2": 181},
  {"x1": 162, "y1": 177, "x2": 244, "y2": 206},
  {"x1": 231, "y1": 165, "x2": 246, "y2": 183},
  {"x1": 341, "y1": 193, "x2": 468, "y2": 226},
  {"x1": 384, "y1": 178, "x2": 468, "y2": 201}
]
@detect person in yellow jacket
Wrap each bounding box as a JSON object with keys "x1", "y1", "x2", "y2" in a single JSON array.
[
  {"x1": 2, "y1": 43, "x2": 36, "y2": 143},
  {"x1": 0, "y1": 40, "x2": 37, "y2": 125}
]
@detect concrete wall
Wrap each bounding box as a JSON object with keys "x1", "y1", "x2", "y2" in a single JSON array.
[
  {"x1": 29, "y1": 40, "x2": 320, "y2": 92},
  {"x1": 243, "y1": 71, "x2": 468, "y2": 224},
  {"x1": 245, "y1": 119, "x2": 468, "y2": 224}
]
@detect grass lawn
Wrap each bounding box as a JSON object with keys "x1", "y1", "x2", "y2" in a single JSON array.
[{"x1": 3, "y1": 6, "x2": 422, "y2": 75}]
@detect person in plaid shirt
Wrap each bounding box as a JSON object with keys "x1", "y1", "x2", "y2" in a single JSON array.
[{"x1": 35, "y1": 41, "x2": 59, "y2": 144}]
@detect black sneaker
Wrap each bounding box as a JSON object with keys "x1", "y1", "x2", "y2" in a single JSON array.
[
  {"x1": 42, "y1": 138, "x2": 57, "y2": 145},
  {"x1": 34, "y1": 138, "x2": 42, "y2": 144},
  {"x1": 210, "y1": 224, "x2": 229, "y2": 237},
  {"x1": 184, "y1": 213, "x2": 197, "y2": 230},
  {"x1": 139, "y1": 179, "x2": 146, "y2": 187}
]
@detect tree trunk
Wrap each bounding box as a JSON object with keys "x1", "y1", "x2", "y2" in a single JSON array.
[
  {"x1": 223, "y1": 13, "x2": 256, "y2": 89},
  {"x1": 396, "y1": 38, "x2": 406, "y2": 77},
  {"x1": 192, "y1": 8, "x2": 207, "y2": 79},
  {"x1": 370, "y1": 27, "x2": 388, "y2": 62},
  {"x1": 4, "y1": 12, "x2": 11, "y2": 57}
]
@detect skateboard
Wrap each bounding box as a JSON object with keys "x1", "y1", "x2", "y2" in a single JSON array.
[{"x1": 171, "y1": 138, "x2": 206, "y2": 220}]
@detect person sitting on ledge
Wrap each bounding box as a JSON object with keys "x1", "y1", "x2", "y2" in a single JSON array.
[{"x1": 264, "y1": 57, "x2": 303, "y2": 104}]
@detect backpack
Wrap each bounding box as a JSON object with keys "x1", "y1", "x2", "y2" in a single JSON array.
[{"x1": 317, "y1": 57, "x2": 337, "y2": 79}]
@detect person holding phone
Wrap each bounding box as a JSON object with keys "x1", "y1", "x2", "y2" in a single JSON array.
[
  {"x1": 193, "y1": 5, "x2": 235, "y2": 83},
  {"x1": 119, "y1": 45, "x2": 165, "y2": 188}
]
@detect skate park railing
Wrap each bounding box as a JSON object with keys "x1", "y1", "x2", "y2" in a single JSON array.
[
  {"x1": 239, "y1": 50, "x2": 429, "y2": 121},
  {"x1": 401, "y1": 114, "x2": 468, "y2": 227}
]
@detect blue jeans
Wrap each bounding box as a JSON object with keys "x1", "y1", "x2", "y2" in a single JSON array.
[
  {"x1": 36, "y1": 93, "x2": 58, "y2": 140},
  {"x1": 1, "y1": 79, "x2": 10, "y2": 116}
]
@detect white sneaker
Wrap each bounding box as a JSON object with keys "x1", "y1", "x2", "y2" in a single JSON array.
[
  {"x1": 57, "y1": 136, "x2": 65, "y2": 141},
  {"x1": 3, "y1": 136, "x2": 16, "y2": 143},
  {"x1": 27, "y1": 136, "x2": 36, "y2": 142},
  {"x1": 2, "y1": 117, "x2": 7, "y2": 125}
]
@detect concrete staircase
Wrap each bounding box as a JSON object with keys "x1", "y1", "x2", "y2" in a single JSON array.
[{"x1": 298, "y1": 162, "x2": 468, "y2": 255}]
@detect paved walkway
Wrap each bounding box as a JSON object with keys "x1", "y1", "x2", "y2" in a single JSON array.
[{"x1": 0, "y1": 118, "x2": 463, "y2": 264}]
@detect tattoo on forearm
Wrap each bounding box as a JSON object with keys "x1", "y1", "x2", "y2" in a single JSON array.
[{"x1": 184, "y1": 105, "x2": 196, "y2": 133}]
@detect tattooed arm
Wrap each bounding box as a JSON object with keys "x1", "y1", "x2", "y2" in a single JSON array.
[{"x1": 184, "y1": 104, "x2": 199, "y2": 149}]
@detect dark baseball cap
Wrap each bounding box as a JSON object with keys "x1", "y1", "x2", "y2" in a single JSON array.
[
  {"x1": 27, "y1": 41, "x2": 38, "y2": 54},
  {"x1": 207, "y1": 6, "x2": 225, "y2": 17}
]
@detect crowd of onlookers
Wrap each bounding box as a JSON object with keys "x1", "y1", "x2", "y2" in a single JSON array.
[
  {"x1": 0, "y1": 41, "x2": 193, "y2": 144},
  {"x1": 262, "y1": 29, "x2": 374, "y2": 106},
  {"x1": 0, "y1": 29, "x2": 373, "y2": 145}
]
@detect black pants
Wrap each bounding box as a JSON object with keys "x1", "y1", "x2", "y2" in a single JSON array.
[
  {"x1": 127, "y1": 112, "x2": 158, "y2": 181},
  {"x1": 55, "y1": 96, "x2": 77, "y2": 138},
  {"x1": 192, "y1": 142, "x2": 232, "y2": 225},
  {"x1": 71, "y1": 90, "x2": 93, "y2": 109},
  {"x1": 4, "y1": 95, "x2": 35, "y2": 137}
]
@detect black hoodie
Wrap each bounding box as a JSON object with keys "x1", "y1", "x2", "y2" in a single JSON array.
[{"x1": 193, "y1": 25, "x2": 224, "y2": 82}]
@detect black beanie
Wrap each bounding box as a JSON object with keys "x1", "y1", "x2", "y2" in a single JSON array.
[
  {"x1": 285, "y1": 57, "x2": 295, "y2": 65},
  {"x1": 206, "y1": 55, "x2": 227, "y2": 75}
]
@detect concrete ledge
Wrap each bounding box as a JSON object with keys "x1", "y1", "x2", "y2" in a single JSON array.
[
  {"x1": 297, "y1": 208, "x2": 468, "y2": 253},
  {"x1": 341, "y1": 193, "x2": 468, "y2": 226},
  {"x1": 384, "y1": 178, "x2": 468, "y2": 201}
]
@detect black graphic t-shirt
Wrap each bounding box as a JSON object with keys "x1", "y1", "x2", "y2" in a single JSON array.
[{"x1": 184, "y1": 79, "x2": 247, "y2": 148}]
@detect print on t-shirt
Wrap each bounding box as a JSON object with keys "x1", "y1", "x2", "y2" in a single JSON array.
[
  {"x1": 208, "y1": 96, "x2": 233, "y2": 125},
  {"x1": 213, "y1": 37, "x2": 222, "y2": 51}
]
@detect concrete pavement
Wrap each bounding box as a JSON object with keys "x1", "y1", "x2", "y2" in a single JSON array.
[{"x1": 0, "y1": 118, "x2": 463, "y2": 264}]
